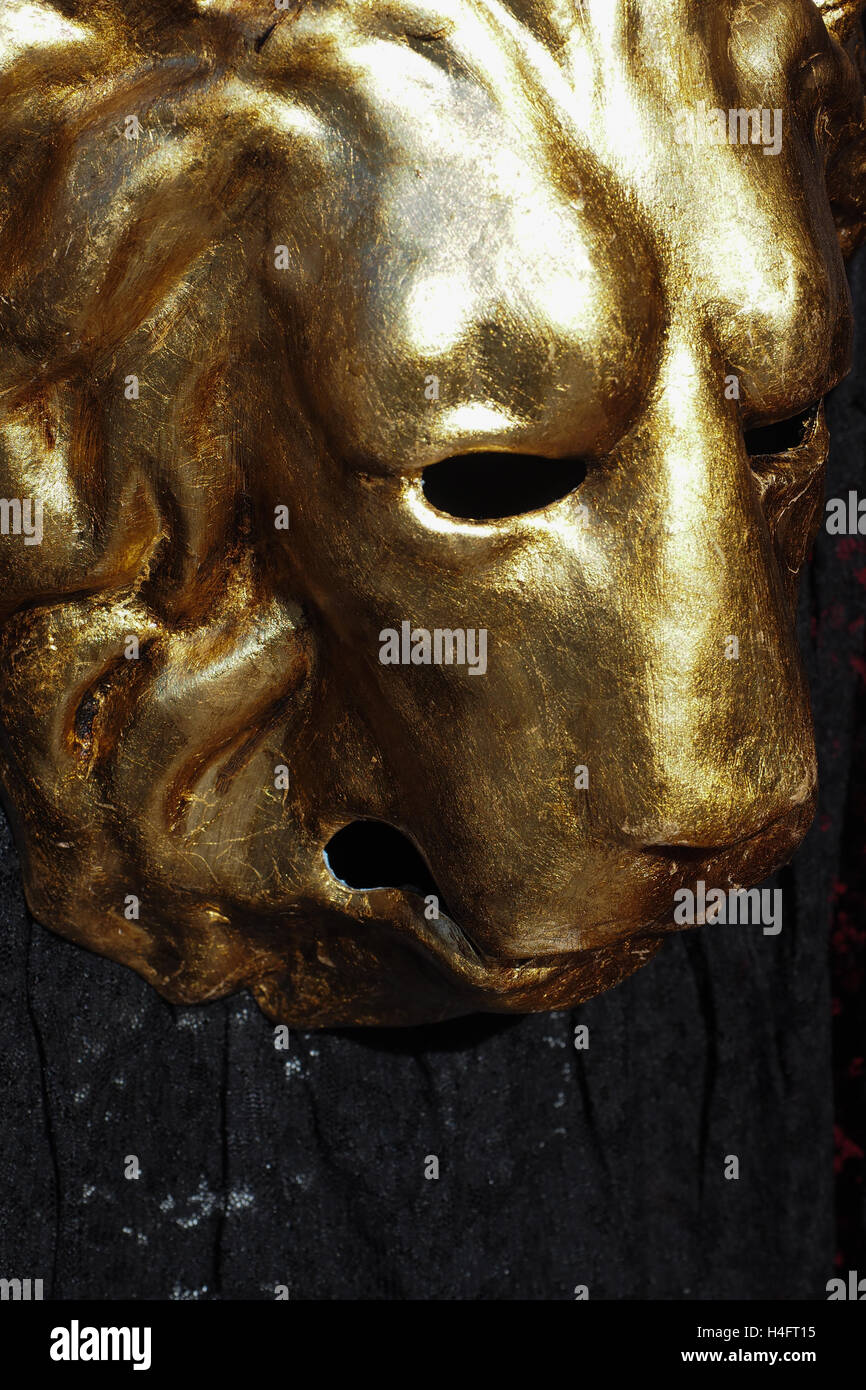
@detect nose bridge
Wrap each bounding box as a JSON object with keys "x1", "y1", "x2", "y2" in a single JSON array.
[
  {"x1": 607, "y1": 319, "x2": 815, "y2": 846},
  {"x1": 640, "y1": 322, "x2": 762, "y2": 621}
]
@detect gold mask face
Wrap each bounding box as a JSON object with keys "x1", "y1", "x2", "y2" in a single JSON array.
[{"x1": 1, "y1": 0, "x2": 865, "y2": 1026}]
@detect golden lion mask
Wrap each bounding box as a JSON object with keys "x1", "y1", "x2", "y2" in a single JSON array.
[{"x1": 1, "y1": 0, "x2": 865, "y2": 1025}]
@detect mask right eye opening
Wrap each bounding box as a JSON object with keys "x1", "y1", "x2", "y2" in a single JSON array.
[{"x1": 744, "y1": 400, "x2": 823, "y2": 459}]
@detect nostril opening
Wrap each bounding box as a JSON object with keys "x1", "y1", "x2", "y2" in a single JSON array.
[
  {"x1": 421, "y1": 452, "x2": 587, "y2": 521},
  {"x1": 323, "y1": 819, "x2": 446, "y2": 903}
]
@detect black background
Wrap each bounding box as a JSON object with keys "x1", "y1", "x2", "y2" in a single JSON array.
[{"x1": 1, "y1": 252, "x2": 865, "y2": 1303}]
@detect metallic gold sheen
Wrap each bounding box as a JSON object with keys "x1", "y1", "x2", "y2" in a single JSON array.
[{"x1": 1, "y1": 0, "x2": 866, "y2": 1026}]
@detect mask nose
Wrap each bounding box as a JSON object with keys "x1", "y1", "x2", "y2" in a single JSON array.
[{"x1": 592, "y1": 324, "x2": 818, "y2": 853}]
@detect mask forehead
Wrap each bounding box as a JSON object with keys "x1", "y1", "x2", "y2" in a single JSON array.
[{"x1": 272, "y1": 0, "x2": 848, "y2": 464}]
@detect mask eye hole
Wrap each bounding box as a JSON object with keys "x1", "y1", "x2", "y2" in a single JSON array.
[
  {"x1": 421, "y1": 452, "x2": 587, "y2": 521},
  {"x1": 744, "y1": 401, "x2": 821, "y2": 458}
]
